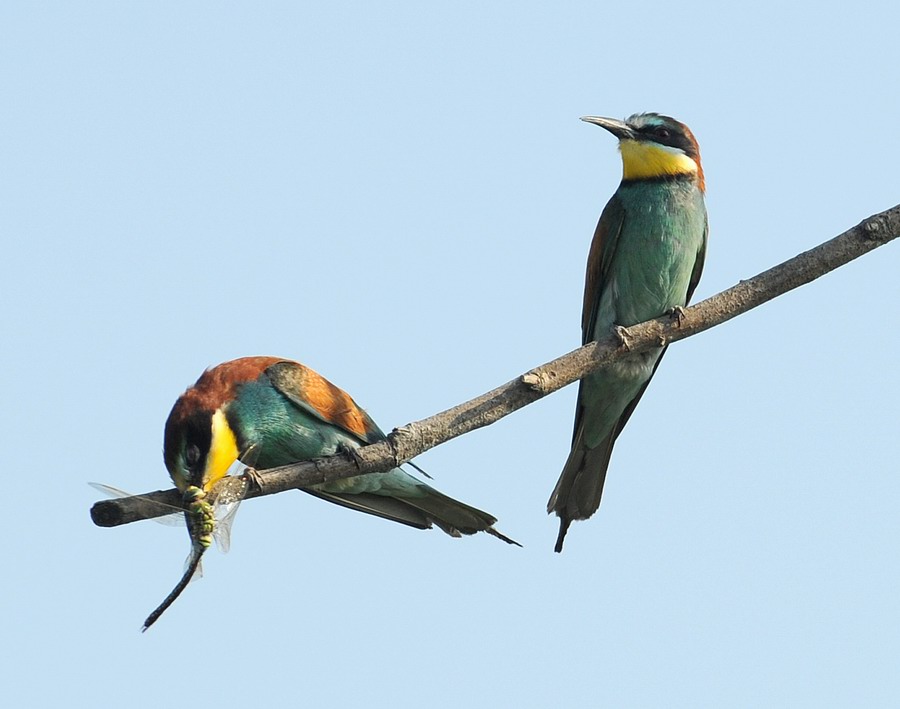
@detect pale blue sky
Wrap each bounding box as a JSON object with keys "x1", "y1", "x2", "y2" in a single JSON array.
[{"x1": 2, "y1": 2, "x2": 899, "y2": 707}]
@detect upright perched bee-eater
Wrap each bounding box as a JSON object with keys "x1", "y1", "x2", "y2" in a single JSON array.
[
  {"x1": 165, "y1": 356, "x2": 517, "y2": 544},
  {"x1": 548, "y1": 113, "x2": 708, "y2": 552}
]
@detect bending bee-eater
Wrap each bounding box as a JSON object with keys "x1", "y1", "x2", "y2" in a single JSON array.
[
  {"x1": 165, "y1": 356, "x2": 518, "y2": 544},
  {"x1": 136, "y1": 356, "x2": 518, "y2": 629}
]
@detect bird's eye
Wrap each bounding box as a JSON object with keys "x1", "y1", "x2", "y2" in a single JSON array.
[
  {"x1": 654, "y1": 127, "x2": 671, "y2": 139},
  {"x1": 185, "y1": 443, "x2": 201, "y2": 468}
]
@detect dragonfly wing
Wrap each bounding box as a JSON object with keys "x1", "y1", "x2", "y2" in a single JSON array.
[
  {"x1": 208, "y1": 475, "x2": 249, "y2": 554},
  {"x1": 89, "y1": 482, "x2": 185, "y2": 527},
  {"x1": 91, "y1": 470, "x2": 248, "y2": 553},
  {"x1": 183, "y1": 552, "x2": 204, "y2": 580}
]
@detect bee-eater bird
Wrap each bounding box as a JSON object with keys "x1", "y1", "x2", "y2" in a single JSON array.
[
  {"x1": 164, "y1": 356, "x2": 518, "y2": 545},
  {"x1": 548, "y1": 113, "x2": 708, "y2": 552}
]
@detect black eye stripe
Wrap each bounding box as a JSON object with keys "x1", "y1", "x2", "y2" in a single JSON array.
[
  {"x1": 634, "y1": 124, "x2": 694, "y2": 156},
  {"x1": 638, "y1": 125, "x2": 674, "y2": 140},
  {"x1": 164, "y1": 408, "x2": 213, "y2": 481}
]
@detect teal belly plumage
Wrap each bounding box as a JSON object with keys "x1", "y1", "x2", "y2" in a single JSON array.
[{"x1": 579, "y1": 179, "x2": 707, "y2": 449}]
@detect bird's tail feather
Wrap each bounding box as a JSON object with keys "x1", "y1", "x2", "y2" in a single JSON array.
[
  {"x1": 304, "y1": 489, "x2": 431, "y2": 529},
  {"x1": 405, "y1": 486, "x2": 520, "y2": 545},
  {"x1": 547, "y1": 428, "x2": 616, "y2": 552},
  {"x1": 305, "y1": 487, "x2": 520, "y2": 546}
]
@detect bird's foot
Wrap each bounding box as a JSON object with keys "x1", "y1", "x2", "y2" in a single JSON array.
[
  {"x1": 338, "y1": 442, "x2": 365, "y2": 470},
  {"x1": 242, "y1": 466, "x2": 264, "y2": 493},
  {"x1": 615, "y1": 325, "x2": 634, "y2": 350},
  {"x1": 668, "y1": 305, "x2": 687, "y2": 326}
]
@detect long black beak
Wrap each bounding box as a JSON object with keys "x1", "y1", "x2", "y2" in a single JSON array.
[{"x1": 580, "y1": 116, "x2": 634, "y2": 141}]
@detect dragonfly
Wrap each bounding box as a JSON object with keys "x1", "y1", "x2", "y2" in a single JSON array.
[{"x1": 90, "y1": 463, "x2": 252, "y2": 631}]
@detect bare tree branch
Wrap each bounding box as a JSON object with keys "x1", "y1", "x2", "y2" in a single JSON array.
[{"x1": 90, "y1": 204, "x2": 900, "y2": 529}]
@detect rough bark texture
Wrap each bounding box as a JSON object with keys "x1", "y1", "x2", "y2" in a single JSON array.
[{"x1": 90, "y1": 204, "x2": 900, "y2": 528}]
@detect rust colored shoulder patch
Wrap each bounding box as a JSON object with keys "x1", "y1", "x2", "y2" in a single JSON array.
[{"x1": 265, "y1": 360, "x2": 383, "y2": 443}]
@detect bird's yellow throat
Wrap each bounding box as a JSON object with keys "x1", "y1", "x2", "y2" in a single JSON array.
[
  {"x1": 205, "y1": 409, "x2": 239, "y2": 490},
  {"x1": 619, "y1": 140, "x2": 698, "y2": 181}
]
